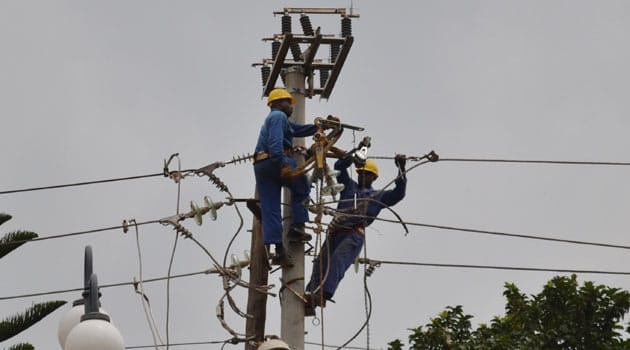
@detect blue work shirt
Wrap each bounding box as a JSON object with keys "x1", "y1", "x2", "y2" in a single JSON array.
[
  {"x1": 332, "y1": 156, "x2": 406, "y2": 229},
  {"x1": 254, "y1": 108, "x2": 318, "y2": 165}
]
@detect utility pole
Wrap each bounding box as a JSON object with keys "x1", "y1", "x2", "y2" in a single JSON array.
[
  {"x1": 281, "y1": 66, "x2": 306, "y2": 349},
  {"x1": 249, "y1": 8, "x2": 357, "y2": 350}
]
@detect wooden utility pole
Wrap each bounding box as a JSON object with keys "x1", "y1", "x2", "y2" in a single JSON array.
[
  {"x1": 245, "y1": 192, "x2": 268, "y2": 350},
  {"x1": 248, "y1": 8, "x2": 357, "y2": 350}
]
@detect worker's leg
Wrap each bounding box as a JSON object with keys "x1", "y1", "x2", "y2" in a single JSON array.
[
  {"x1": 321, "y1": 233, "x2": 364, "y2": 298},
  {"x1": 282, "y1": 157, "x2": 310, "y2": 225},
  {"x1": 254, "y1": 161, "x2": 282, "y2": 245},
  {"x1": 306, "y1": 236, "x2": 335, "y2": 294}
]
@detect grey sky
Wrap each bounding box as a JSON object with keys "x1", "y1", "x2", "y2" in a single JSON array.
[{"x1": 2, "y1": 1, "x2": 630, "y2": 349}]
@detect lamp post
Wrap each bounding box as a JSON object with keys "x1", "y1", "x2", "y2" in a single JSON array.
[
  {"x1": 58, "y1": 246, "x2": 123, "y2": 350},
  {"x1": 65, "y1": 273, "x2": 124, "y2": 350}
]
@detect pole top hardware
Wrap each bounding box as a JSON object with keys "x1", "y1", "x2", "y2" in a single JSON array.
[{"x1": 273, "y1": 8, "x2": 360, "y2": 18}]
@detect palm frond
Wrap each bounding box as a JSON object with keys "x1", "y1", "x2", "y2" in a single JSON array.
[
  {"x1": 5, "y1": 343, "x2": 34, "y2": 350},
  {"x1": 0, "y1": 214, "x2": 11, "y2": 226},
  {"x1": 0, "y1": 301, "x2": 67, "y2": 342},
  {"x1": 0, "y1": 231, "x2": 38, "y2": 259}
]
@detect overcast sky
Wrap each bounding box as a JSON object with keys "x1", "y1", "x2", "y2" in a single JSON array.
[{"x1": 2, "y1": 1, "x2": 630, "y2": 349}]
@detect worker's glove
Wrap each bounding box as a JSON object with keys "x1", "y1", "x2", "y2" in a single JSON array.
[
  {"x1": 395, "y1": 154, "x2": 407, "y2": 171},
  {"x1": 280, "y1": 164, "x2": 301, "y2": 180},
  {"x1": 314, "y1": 115, "x2": 340, "y2": 130},
  {"x1": 353, "y1": 156, "x2": 366, "y2": 168},
  {"x1": 326, "y1": 115, "x2": 340, "y2": 123},
  {"x1": 357, "y1": 136, "x2": 371, "y2": 149}
]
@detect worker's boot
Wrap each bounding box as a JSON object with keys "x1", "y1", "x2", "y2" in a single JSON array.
[
  {"x1": 287, "y1": 224, "x2": 312, "y2": 242},
  {"x1": 270, "y1": 244, "x2": 293, "y2": 268},
  {"x1": 304, "y1": 291, "x2": 326, "y2": 317}
]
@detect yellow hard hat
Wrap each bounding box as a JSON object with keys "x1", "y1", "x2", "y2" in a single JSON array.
[
  {"x1": 356, "y1": 159, "x2": 378, "y2": 178},
  {"x1": 267, "y1": 88, "x2": 296, "y2": 107}
]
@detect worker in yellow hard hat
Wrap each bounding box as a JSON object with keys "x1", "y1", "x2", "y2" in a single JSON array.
[
  {"x1": 305, "y1": 153, "x2": 408, "y2": 315},
  {"x1": 253, "y1": 88, "x2": 318, "y2": 268}
]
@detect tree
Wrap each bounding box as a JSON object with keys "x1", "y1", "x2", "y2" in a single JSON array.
[
  {"x1": 0, "y1": 213, "x2": 66, "y2": 349},
  {"x1": 389, "y1": 275, "x2": 630, "y2": 350}
]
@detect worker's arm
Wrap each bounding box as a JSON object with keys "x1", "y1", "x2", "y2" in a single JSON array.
[
  {"x1": 289, "y1": 121, "x2": 318, "y2": 137},
  {"x1": 379, "y1": 155, "x2": 407, "y2": 206},
  {"x1": 334, "y1": 153, "x2": 355, "y2": 199}
]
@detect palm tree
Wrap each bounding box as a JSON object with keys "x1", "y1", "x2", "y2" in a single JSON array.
[{"x1": 0, "y1": 213, "x2": 66, "y2": 349}]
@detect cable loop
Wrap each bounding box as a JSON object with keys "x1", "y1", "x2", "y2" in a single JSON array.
[{"x1": 278, "y1": 277, "x2": 307, "y2": 303}]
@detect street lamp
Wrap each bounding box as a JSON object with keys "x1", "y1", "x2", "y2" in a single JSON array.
[
  {"x1": 58, "y1": 246, "x2": 123, "y2": 350},
  {"x1": 258, "y1": 338, "x2": 291, "y2": 350},
  {"x1": 65, "y1": 273, "x2": 124, "y2": 350}
]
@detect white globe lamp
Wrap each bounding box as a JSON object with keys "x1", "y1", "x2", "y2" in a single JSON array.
[{"x1": 64, "y1": 274, "x2": 124, "y2": 350}]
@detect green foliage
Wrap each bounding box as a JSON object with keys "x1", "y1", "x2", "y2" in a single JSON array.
[
  {"x1": 390, "y1": 275, "x2": 630, "y2": 350},
  {"x1": 0, "y1": 231, "x2": 38, "y2": 260},
  {"x1": 0, "y1": 214, "x2": 11, "y2": 226},
  {"x1": 0, "y1": 301, "x2": 67, "y2": 342},
  {"x1": 5, "y1": 343, "x2": 34, "y2": 350}
]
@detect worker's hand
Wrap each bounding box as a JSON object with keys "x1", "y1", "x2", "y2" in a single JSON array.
[
  {"x1": 280, "y1": 164, "x2": 301, "y2": 180},
  {"x1": 395, "y1": 154, "x2": 407, "y2": 170},
  {"x1": 326, "y1": 115, "x2": 340, "y2": 123}
]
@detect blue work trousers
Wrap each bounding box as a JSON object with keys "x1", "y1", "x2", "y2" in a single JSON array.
[
  {"x1": 306, "y1": 231, "x2": 365, "y2": 298},
  {"x1": 254, "y1": 157, "x2": 310, "y2": 245}
]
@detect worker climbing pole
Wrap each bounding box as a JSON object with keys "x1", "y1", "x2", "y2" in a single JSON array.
[{"x1": 248, "y1": 7, "x2": 359, "y2": 350}]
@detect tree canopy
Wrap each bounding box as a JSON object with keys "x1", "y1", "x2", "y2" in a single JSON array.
[{"x1": 389, "y1": 275, "x2": 630, "y2": 350}]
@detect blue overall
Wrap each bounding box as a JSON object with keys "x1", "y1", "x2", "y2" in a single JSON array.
[
  {"x1": 306, "y1": 156, "x2": 406, "y2": 299},
  {"x1": 254, "y1": 108, "x2": 317, "y2": 245}
]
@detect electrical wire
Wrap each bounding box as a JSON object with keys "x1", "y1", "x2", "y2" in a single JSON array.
[
  {"x1": 305, "y1": 341, "x2": 376, "y2": 350},
  {"x1": 371, "y1": 216, "x2": 630, "y2": 251},
  {"x1": 0, "y1": 269, "x2": 211, "y2": 301},
  {"x1": 439, "y1": 158, "x2": 630, "y2": 166},
  {"x1": 166, "y1": 155, "x2": 183, "y2": 350},
  {"x1": 368, "y1": 259, "x2": 630, "y2": 275},
  {"x1": 125, "y1": 340, "x2": 376, "y2": 350},
  {"x1": 363, "y1": 239, "x2": 370, "y2": 350},
  {"x1": 133, "y1": 220, "x2": 165, "y2": 349},
  {"x1": 125, "y1": 340, "x2": 230, "y2": 349},
  {"x1": 0, "y1": 173, "x2": 168, "y2": 195},
  {"x1": 0, "y1": 220, "x2": 161, "y2": 247},
  {"x1": 319, "y1": 205, "x2": 630, "y2": 251}
]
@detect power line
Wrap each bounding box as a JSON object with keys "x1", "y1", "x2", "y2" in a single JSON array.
[
  {"x1": 438, "y1": 158, "x2": 630, "y2": 166},
  {"x1": 0, "y1": 173, "x2": 167, "y2": 195},
  {"x1": 125, "y1": 340, "x2": 375, "y2": 350},
  {"x1": 5, "y1": 257, "x2": 630, "y2": 303},
  {"x1": 369, "y1": 259, "x2": 630, "y2": 275},
  {"x1": 370, "y1": 216, "x2": 630, "y2": 251},
  {"x1": 126, "y1": 340, "x2": 229, "y2": 349},
  {"x1": 305, "y1": 341, "x2": 376, "y2": 350},
  {"x1": 0, "y1": 269, "x2": 211, "y2": 301},
  {"x1": 0, "y1": 220, "x2": 160, "y2": 247}
]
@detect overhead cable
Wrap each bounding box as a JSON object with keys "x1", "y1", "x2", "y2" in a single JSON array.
[
  {"x1": 439, "y1": 158, "x2": 630, "y2": 166},
  {"x1": 370, "y1": 155, "x2": 630, "y2": 167},
  {"x1": 371, "y1": 216, "x2": 630, "y2": 251},
  {"x1": 362, "y1": 258, "x2": 630, "y2": 275},
  {"x1": 126, "y1": 340, "x2": 374, "y2": 350},
  {"x1": 125, "y1": 340, "x2": 229, "y2": 349},
  {"x1": 0, "y1": 220, "x2": 160, "y2": 248},
  {"x1": 0, "y1": 173, "x2": 166, "y2": 195},
  {"x1": 0, "y1": 269, "x2": 211, "y2": 301}
]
